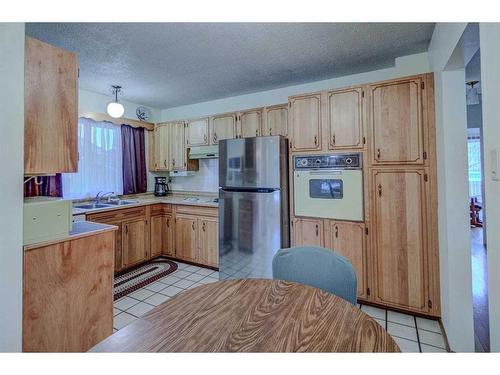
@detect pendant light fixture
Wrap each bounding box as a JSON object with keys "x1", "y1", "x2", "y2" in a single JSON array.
[
  {"x1": 466, "y1": 81, "x2": 480, "y2": 105},
  {"x1": 107, "y1": 85, "x2": 125, "y2": 118}
]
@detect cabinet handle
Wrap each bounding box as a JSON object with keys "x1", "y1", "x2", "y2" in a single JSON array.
[
  {"x1": 335, "y1": 225, "x2": 338, "y2": 238},
  {"x1": 378, "y1": 184, "x2": 382, "y2": 197},
  {"x1": 213, "y1": 133, "x2": 217, "y2": 143},
  {"x1": 377, "y1": 148, "x2": 381, "y2": 159},
  {"x1": 167, "y1": 219, "x2": 170, "y2": 227},
  {"x1": 255, "y1": 129, "x2": 259, "y2": 136},
  {"x1": 315, "y1": 224, "x2": 319, "y2": 237},
  {"x1": 192, "y1": 222, "x2": 195, "y2": 231},
  {"x1": 163, "y1": 160, "x2": 167, "y2": 167},
  {"x1": 186, "y1": 139, "x2": 189, "y2": 145},
  {"x1": 172, "y1": 158, "x2": 176, "y2": 166},
  {"x1": 314, "y1": 135, "x2": 318, "y2": 145},
  {"x1": 202, "y1": 222, "x2": 206, "y2": 232},
  {"x1": 332, "y1": 134, "x2": 336, "y2": 145},
  {"x1": 125, "y1": 225, "x2": 128, "y2": 235},
  {"x1": 204, "y1": 134, "x2": 207, "y2": 143},
  {"x1": 269, "y1": 127, "x2": 272, "y2": 135}
]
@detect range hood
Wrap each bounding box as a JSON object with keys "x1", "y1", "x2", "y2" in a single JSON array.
[{"x1": 188, "y1": 145, "x2": 219, "y2": 159}]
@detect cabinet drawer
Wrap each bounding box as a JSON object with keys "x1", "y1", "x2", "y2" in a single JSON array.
[
  {"x1": 150, "y1": 204, "x2": 172, "y2": 216},
  {"x1": 87, "y1": 206, "x2": 147, "y2": 222},
  {"x1": 175, "y1": 205, "x2": 218, "y2": 217}
]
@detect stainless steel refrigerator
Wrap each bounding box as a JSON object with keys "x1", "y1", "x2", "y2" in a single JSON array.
[{"x1": 219, "y1": 136, "x2": 290, "y2": 280}]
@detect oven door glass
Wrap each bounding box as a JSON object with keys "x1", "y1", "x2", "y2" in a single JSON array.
[{"x1": 309, "y1": 179, "x2": 343, "y2": 199}]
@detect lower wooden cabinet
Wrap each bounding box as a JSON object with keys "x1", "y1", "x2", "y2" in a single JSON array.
[
  {"x1": 325, "y1": 221, "x2": 367, "y2": 299},
  {"x1": 198, "y1": 217, "x2": 219, "y2": 267},
  {"x1": 122, "y1": 218, "x2": 149, "y2": 268},
  {"x1": 175, "y1": 215, "x2": 199, "y2": 262},
  {"x1": 292, "y1": 217, "x2": 324, "y2": 247},
  {"x1": 23, "y1": 229, "x2": 115, "y2": 352}
]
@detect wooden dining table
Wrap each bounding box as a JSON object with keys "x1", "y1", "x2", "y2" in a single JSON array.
[{"x1": 91, "y1": 279, "x2": 400, "y2": 352}]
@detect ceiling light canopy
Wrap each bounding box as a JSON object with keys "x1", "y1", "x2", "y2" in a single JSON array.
[{"x1": 107, "y1": 85, "x2": 125, "y2": 118}]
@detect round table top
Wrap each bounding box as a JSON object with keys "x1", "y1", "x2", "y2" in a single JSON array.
[{"x1": 92, "y1": 279, "x2": 400, "y2": 352}]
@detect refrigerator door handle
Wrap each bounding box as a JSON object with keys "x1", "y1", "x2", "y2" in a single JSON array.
[{"x1": 220, "y1": 187, "x2": 279, "y2": 193}]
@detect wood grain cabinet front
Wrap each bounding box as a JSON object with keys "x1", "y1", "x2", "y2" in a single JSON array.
[
  {"x1": 263, "y1": 104, "x2": 288, "y2": 137},
  {"x1": 197, "y1": 217, "x2": 219, "y2": 267},
  {"x1": 289, "y1": 93, "x2": 322, "y2": 152},
  {"x1": 186, "y1": 118, "x2": 209, "y2": 146},
  {"x1": 174, "y1": 215, "x2": 198, "y2": 262},
  {"x1": 24, "y1": 36, "x2": 78, "y2": 174},
  {"x1": 328, "y1": 87, "x2": 364, "y2": 150},
  {"x1": 292, "y1": 217, "x2": 324, "y2": 247},
  {"x1": 210, "y1": 113, "x2": 236, "y2": 144},
  {"x1": 122, "y1": 218, "x2": 150, "y2": 268},
  {"x1": 369, "y1": 76, "x2": 425, "y2": 165},
  {"x1": 237, "y1": 108, "x2": 262, "y2": 138},
  {"x1": 150, "y1": 214, "x2": 174, "y2": 258}
]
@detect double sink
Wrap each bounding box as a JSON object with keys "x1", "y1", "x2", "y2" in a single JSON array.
[{"x1": 74, "y1": 200, "x2": 139, "y2": 210}]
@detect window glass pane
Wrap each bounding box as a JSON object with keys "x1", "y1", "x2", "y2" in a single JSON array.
[{"x1": 62, "y1": 118, "x2": 123, "y2": 199}]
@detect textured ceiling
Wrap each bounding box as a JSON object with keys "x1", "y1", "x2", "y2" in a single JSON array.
[{"x1": 26, "y1": 23, "x2": 435, "y2": 109}]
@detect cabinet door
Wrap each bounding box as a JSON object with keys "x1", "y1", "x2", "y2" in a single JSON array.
[
  {"x1": 289, "y1": 94, "x2": 322, "y2": 151},
  {"x1": 210, "y1": 114, "x2": 236, "y2": 144},
  {"x1": 238, "y1": 109, "x2": 262, "y2": 138},
  {"x1": 150, "y1": 215, "x2": 164, "y2": 258},
  {"x1": 87, "y1": 217, "x2": 122, "y2": 272},
  {"x1": 169, "y1": 122, "x2": 186, "y2": 170},
  {"x1": 264, "y1": 104, "x2": 288, "y2": 136},
  {"x1": 163, "y1": 214, "x2": 174, "y2": 257},
  {"x1": 186, "y1": 118, "x2": 209, "y2": 146},
  {"x1": 329, "y1": 221, "x2": 367, "y2": 298},
  {"x1": 328, "y1": 87, "x2": 364, "y2": 149},
  {"x1": 372, "y1": 169, "x2": 428, "y2": 312},
  {"x1": 198, "y1": 217, "x2": 219, "y2": 267},
  {"x1": 370, "y1": 77, "x2": 424, "y2": 164},
  {"x1": 174, "y1": 215, "x2": 198, "y2": 262},
  {"x1": 154, "y1": 125, "x2": 170, "y2": 171},
  {"x1": 122, "y1": 218, "x2": 149, "y2": 268},
  {"x1": 292, "y1": 218, "x2": 324, "y2": 247},
  {"x1": 24, "y1": 37, "x2": 78, "y2": 174}
]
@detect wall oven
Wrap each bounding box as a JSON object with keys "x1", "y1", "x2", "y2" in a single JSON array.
[{"x1": 293, "y1": 153, "x2": 363, "y2": 221}]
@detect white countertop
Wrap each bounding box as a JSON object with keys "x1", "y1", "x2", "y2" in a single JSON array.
[{"x1": 73, "y1": 193, "x2": 219, "y2": 216}]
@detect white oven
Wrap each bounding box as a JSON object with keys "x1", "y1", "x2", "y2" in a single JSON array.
[{"x1": 293, "y1": 153, "x2": 363, "y2": 221}]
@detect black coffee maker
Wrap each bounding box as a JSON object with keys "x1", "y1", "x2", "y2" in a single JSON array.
[{"x1": 154, "y1": 177, "x2": 169, "y2": 196}]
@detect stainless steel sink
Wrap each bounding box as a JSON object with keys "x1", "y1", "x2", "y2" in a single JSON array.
[
  {"x1": 74, "y1": 203, "x2": 112, "y2": 209},
  {"x1": 105, "y1": 200, "x2": 138, "y2": 206}
]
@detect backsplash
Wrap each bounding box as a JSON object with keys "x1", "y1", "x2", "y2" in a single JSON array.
[{"x1": 148, "y1": 159, "x2": 219, "y2": 193}]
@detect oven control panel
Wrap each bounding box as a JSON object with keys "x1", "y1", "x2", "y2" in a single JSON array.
[{"x1": 293, "y1": 153, "x2": 362, "y2": 170}]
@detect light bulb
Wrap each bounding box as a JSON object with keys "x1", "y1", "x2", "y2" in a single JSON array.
[{"x1": 107, "y1": 101, "x2": 125, "y2": 118}]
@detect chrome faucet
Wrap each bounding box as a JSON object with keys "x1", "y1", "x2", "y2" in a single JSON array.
[{"x1": 94, "y1": 191, "x2": 116, "y2": 205}]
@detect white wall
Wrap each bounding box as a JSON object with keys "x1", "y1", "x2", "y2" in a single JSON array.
[
  {"x1": 429, "y1": 23, "x2": 475, "y2": 352},
  {"x1": 161, "y1": 52, "x2": 430, "y2": 121},
  {"x1": 0, "y1": 23, "x2": 25, "y2": 352},
  {"x1": 479, "y1": 23, "x2": 500, "y2": 352},
  {"x1": 79, "y1": 88, "x2": 161, "y2": 123}
]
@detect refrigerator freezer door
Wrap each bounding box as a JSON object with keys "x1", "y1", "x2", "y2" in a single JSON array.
[
  {"x1": 219, "y1": 136, "x2": 284, "y2": 189},
  {"x1": 219, "y1": 188, "x2": 284, "y2": 280}
]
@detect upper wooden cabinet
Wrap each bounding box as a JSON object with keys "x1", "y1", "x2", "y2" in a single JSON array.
[
  {"x1": 154, "y1": 124, "x2": 170, "y2": 171},
  {"x1": 328, "y1": 87, "x2": 364, "y2": 150},
  {"x1": 169, "y1": 122, "x2": 187, "y2": 170},
  {"x1": 263, "y1": 104, "x2": 288, "y2": 137},
  {"x1": 237, "y1": 108, "x2": 262, "y2": 138},
  {"x1": 369, "y1": 76, "x2": 425, "y2": 164},
  {"x1": 24, "y1": 37, "x2": 78, "y2": 175},
  {"x1": 371, "y1": 169, "x2": 429, "y2": 312},
  {"x1": 292, "y1": 217, "x2": 324, "y2": 247},
  {"x1": 289, "y1": 93, "x2": 322, "y2": 151},
  {"x1": 210, "y1": 113, "x2": 236, "y2": 144},
  {"x1": 186, "y1": 118, "x2": 209, "y2": 146},
  {"x1": 326, "y1": 221, "x2": 367, "y2": 298}
]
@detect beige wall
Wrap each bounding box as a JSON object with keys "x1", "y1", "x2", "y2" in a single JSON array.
[{"x1": 0, "y1": 23, "x2": 24, "y2": 352}]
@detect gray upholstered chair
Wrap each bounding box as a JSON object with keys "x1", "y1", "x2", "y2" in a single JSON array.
[{"x1": 272, "y1": 246, "x2": 357, "y2": 305}]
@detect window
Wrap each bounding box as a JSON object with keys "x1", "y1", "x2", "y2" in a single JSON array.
[
  {"x1": 62, "y1": 117, "x2": 123, "y2": 199},
  {"x1": 467, "y1": 128, "x2": 482, "y2": 202}
]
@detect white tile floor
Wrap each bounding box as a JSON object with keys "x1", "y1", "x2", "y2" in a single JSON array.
[
  {"x1": 113, "y1": 262, "x2": 449, "y2": 353},
  {"x1": 359, "y1": 303, "x2": 449, "y2": 352},
  {"x1": 113, "y1": 261, "x2": 218, "y2": 333}
]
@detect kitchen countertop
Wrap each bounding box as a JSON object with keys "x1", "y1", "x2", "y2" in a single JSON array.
[
  {"x1": 24, "y1": 221, "x2": 118, "y2": 251},
  {"x1": 73, "y1": 193, "x2": 219, "y2": 216}
]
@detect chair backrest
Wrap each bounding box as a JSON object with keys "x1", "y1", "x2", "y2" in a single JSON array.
[{"x1": 272, "y1": 246, "x2": 357, "y2": 305}]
